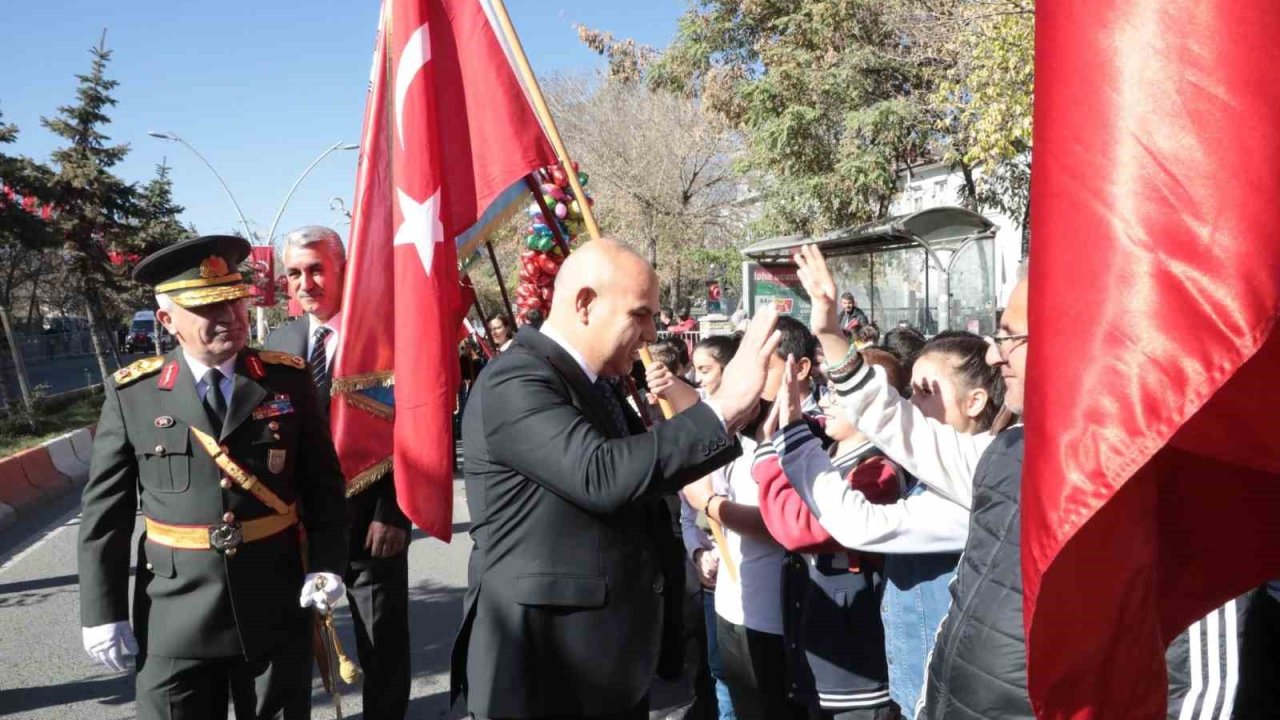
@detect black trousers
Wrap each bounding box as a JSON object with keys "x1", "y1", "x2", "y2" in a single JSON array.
[
  {"x1": 715, "y1": 615, "x2": 807, "y2": 720},
  {"x1": 473, "y1": 695, "x2": 648, "y2": 720},
  {"x1": 1235, "y1": 587, "x2": 1280, "y2": 719},
  {"x1": 346, "y1": 529, "x2": 411, "y2": 720},
  {"x1": 136, "y1": 632, "x2": 311, "y2": 720}
]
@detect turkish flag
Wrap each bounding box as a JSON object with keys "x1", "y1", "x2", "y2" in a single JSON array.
[
  {"x1": 1023, "y1": 2, "x2": 1280, "y2": 718},
  {"x1": 331, "y1": 0, "x2": 555, "y2": 541}
]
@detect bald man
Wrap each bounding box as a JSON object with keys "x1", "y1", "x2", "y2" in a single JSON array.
[{"x1": 450, "y1": 240, "x2": 780, "y2": 720}]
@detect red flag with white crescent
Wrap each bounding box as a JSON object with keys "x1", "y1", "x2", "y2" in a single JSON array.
[{"x1": 331, "y1": 0, "x2": 554, "y2": 541}]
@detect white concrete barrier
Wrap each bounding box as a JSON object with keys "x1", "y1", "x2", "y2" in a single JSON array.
[
  {"x1": 69, "y1": 428, "x2": 94, "y2": 465},
  {"x1": 47, "y1": 433, "x2": 90, "y2": 485}
]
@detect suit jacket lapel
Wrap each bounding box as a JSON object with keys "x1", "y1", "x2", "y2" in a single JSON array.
[
  {"x1": 516, "y1": 328, "x2": 623, "y2": 439},
  {"x1": 220, "y1": 353, "x2": 268, "y2": 441},
  {"x1": 161, "y1": 349, "x2": 219, "y2": 439}
]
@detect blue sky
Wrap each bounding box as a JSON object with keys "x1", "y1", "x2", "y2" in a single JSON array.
[{"x1": 0, "y1": 0, "x2": 685, "y2": 242}]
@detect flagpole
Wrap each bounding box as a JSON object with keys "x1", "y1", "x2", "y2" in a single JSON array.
[
  {"x1": 484, "y1": 241, "x2": 515, "y2": 320},
  {"x1": 489, "y1": 0, "x2": 738, "y2": 583},
  {"x1": 488, "y1": 0, "x2": 602, "y2": 242}
]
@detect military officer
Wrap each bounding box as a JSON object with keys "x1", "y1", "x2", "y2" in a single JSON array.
[
  {"x1": 267, "y1": 225, "x2": 411, "y2": 719},
  {"x1": 77, "y1": 234, "x2": 349, "y2": 719}
]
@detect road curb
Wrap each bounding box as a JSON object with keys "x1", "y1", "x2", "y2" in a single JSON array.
[{"x1": 0, "y1": 425, "x2": 96, "y2": 533}]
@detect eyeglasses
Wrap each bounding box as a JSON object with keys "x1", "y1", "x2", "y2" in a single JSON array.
[{"x1": 984, "y1": 333, "x2": 1029, "y2": 357}]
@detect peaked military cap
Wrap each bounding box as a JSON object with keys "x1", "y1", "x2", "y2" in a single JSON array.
[{"x1": 133, "y1": 235, "x2": 253, "y2": 308}]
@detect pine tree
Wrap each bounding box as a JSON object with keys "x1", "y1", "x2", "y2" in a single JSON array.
[
  {"x1": 41, "y1": 30, "x2": 138, "y2": 381},
  {"x1": 121, "y1": 160, "x2": 188, "y2": 310}
]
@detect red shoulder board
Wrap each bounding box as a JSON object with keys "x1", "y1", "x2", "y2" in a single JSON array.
[
  {"x1": 157, "y1": 361, "x2": 179, "y2": 390},
  {"x1": 245, "y1": 354, "x2": 266, "y2": 380}
]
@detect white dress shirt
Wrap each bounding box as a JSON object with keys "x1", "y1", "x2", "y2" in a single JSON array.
[
  {"x1": 183, "y1": 351, "x2": 236, "y2": 406},
  {"x1": 306, "y1": 312, "x2": 342, "y2": 370},
  {"x1": 539, "y1": 325, "x2": 598, "y2": 383}
]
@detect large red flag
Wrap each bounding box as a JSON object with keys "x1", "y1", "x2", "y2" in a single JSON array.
[
  {"x1": 331, "y1": 0, "x2": 555, "y2": 541},
  {"x1": 1023, "y1": 2, "x2": 1280, "y2": 717}
]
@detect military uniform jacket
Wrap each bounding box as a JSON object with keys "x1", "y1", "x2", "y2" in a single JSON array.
[{"x1": 77, "y1": 347, "x2": 349, "y2": 660}]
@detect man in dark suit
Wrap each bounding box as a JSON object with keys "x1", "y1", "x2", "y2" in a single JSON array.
[
  {"x1": 78, "y1": 235, "x2": 349, "y2": 718},
  {"x1": 451, "y1": 238, "x2": 781, "y2": 720},
  {"x1": 266, "y1": 225, "x2": 411, "y2": 720}
]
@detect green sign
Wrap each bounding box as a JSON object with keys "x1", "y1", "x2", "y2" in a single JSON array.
[{"x1": 743, "y1": 262, "x2": 811, "y2": 319}]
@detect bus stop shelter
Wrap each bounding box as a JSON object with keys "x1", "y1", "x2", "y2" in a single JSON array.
[{"x1": 740, "y1": 206, "x2": 1000, "y2": 335}]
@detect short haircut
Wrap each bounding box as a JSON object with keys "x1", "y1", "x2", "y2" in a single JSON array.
[
  {"x1": 660, "y1": 306, "x2": 674, "y2": 318},
  {"x1": 883, "y1": 326, "x2": 927, "y2": 370},
  {"x1": 522, "y1": 308, "x2": 544, "y2": 329},
  {"x1": 840, "y1": 292, "x2": 855, "y2": 302},
  {"x1": 283, "y1": 225, "x2": 346, "y2": 265},
  {"x1": 154, "y1": 293, "x2": 173, "y2": 311},
  {"x1": 693, "y1": 334, "x2": 739, "y2": 367},
  {"x1": 647, "y1": 340, "x2": 682, "y2": 370},
  {"x1": 774, "y1": 315, "x2": 818, "y2": 363},
  {"x1": 854, "y1": 322, "x2": 880, "y2": 345},
  {"x1": 488, "y1": 312, "x2": 513, "y2": 329}
]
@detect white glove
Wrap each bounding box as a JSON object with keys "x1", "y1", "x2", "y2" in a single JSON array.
[
  {"x1": 299, "y1": 572, "x2": 345, "y2": 612},
  {"x1": 82, "y1": 621, "x2": 138, "y2": 672}
]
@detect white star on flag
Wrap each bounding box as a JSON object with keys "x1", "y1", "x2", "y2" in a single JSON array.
[{"x1": 393, "y1": 187, "x2": 444, "y2": 275}]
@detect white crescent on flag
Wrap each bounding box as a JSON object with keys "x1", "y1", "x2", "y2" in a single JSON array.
[{"x1": 395, "y1": 23, "x2": 430, "y2": 150}]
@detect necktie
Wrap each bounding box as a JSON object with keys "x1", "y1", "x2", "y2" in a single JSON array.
[
  {"x1": 593, "y1": 377, "x2": 630, "y2": 437},
  {"x1": 203, "y1": 368, "x2": 227, "y2": 427},
  {"x1": 311, "y1": 326, "x2": 331, "y2": 393}
]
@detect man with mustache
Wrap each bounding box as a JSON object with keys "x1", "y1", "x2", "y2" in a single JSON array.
[
  {"x1": 267, "y1": 225, "x2": 412, "y2": 720},
  {"x1": 78, "y1": 234, "x2": 349, "y2": 718}
]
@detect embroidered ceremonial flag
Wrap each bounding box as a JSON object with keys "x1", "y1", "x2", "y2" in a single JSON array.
[
  {"x1": 1023, "y1": 2, "x2": 1280, "y2": 717},
  {"x1": 331, "y1": 0, "x2": 554, "y2": 541}
]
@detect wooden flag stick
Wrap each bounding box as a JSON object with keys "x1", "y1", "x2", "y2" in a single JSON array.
[
  {"x1": 489, "y1": 0, "x2": 602, "y2": 242},
  {"x1": 637, "y1": 346, "x2": 739, "y2": 584},
  {"x1": 491, "y1": 0, "x2": 738, "y2": 583}
]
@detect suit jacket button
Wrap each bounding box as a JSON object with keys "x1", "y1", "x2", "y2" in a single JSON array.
[
  {"x1": 222, "y1": 512, "x2": 236, "y2": 524},
  {"x1": 145, "y1": 562, "x2": 154, "y2": 571},
  {"x1": 154, "y1": 445, "x2": 166, "y2": 456},
  {"x1": 220, "y1": 478, "x2": 233, "y2": 490},
  {"x1": 652, "y1": 577, "x2": 665, "y2": 594}
]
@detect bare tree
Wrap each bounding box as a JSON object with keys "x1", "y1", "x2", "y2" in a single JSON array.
[{"x1": 544, "y1": 75, "x2": 753, "y2": 304}]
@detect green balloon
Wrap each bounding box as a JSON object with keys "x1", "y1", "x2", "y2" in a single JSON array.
[{"x1": 577, "y1": 172, "x2": 589, "y2": 187}]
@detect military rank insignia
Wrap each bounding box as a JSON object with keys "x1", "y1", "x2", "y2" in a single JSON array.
[
  {"x1": 245, "y1": 354, "x2": 266, "y2": 379},
  {"x1": 157, "y1": 361, "x2": 179, "y2": 390}
]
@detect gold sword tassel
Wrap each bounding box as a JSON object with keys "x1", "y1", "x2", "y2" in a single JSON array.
[{"x1": 312, "y1": 575, "x2": 363, "y2": 719}]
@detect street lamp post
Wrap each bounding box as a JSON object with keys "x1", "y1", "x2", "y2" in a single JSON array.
[
  {"x1": 147, "y1": 131, "x2": 357, "y2": 342},
  {"x1": 265, "y1": 141, "x2": 359, "y2": 249},
  {"x1": 146, "y1": 131, "x2": 255, "y2": 241}
]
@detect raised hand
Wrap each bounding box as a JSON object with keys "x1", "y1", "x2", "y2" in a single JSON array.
[
  {"x1": 794, "y1": 244, "x2": 851, "y2": 366},
  {"x1": 710, "y1": 306, "x2": 782, "y2": 433},
  {"x1": 776, "y1": 354, "x2": 803, "y2": 430},
  {"x1": 794, "y1": 244, "x2": 840, "y2": 336}
]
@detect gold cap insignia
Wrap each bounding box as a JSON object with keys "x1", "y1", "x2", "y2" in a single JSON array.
[{"x1": 200, "y1": 255, "x2": 230, "y2": 278}]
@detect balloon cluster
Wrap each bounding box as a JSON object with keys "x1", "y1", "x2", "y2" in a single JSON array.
[{"x1": 514, "y1": 163, "x2": 593, "y2": 325}]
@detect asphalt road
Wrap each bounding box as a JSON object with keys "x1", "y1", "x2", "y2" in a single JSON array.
[{"x1": 0, "y1": 479, "x2": 472, "y2": 720}]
